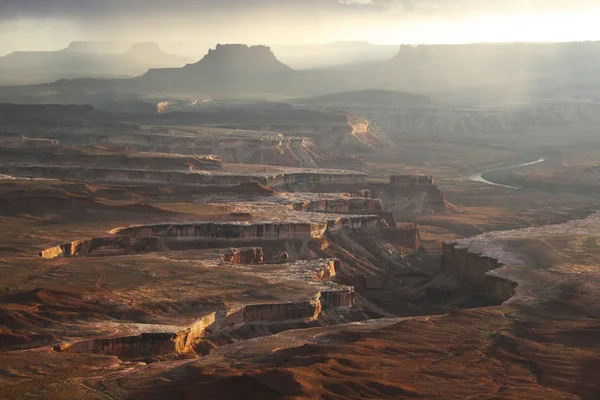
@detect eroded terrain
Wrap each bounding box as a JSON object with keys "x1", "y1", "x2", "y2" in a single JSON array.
[{"x1": 1, "y1": 99, "x2": 599, "y2": 400}]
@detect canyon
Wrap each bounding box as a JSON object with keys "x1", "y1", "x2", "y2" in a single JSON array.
[
  {"x1": 1, "y1": 43, "x2": 600, "y2": 399},
  {"x1": 0, "y1": 104, "x2": 437, "y2": 374}
]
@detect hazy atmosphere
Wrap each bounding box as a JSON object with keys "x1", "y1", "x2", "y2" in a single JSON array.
[
  {"x1": 2, "y1": 1, "x2": 600, "y2": 399},
  {"x1": 2, "y1": 0, "x2": 600, "y2": 55}
]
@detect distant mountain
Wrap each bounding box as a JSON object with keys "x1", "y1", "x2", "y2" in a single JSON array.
[
  {"x1": 134, "y1": 44, "x2": 297, "y2": 94},
  {"x1": 370, "y1": 41, "x2": 600, "y2": 98},
  {"x1": 5, "y1": 41, "x2": 600, "y2": 107},
  {"x1": 0, "y1": 42, "x2": 191, "y2": 86}
]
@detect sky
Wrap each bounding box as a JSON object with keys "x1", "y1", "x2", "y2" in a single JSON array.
[{"x1": 1, "y1": 0, "x2": 600, "y2": 55}]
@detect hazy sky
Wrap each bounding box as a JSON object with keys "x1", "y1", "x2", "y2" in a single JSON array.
[{"x1": 1, "y1": 0, "x2": 600, "y2": 55}]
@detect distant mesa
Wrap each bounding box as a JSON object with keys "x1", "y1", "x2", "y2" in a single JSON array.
[
  {"x1": 373, "y1": 41, "x2": 600, "y2": 97},
  {"x1": 0, "y1": 41, "x2": 191, "y2": 86},
  {"x1": 195, "y1": 44, "x2": 292, "y2": 73},
  {"x1": 136, "y1": 44, "x2": 295, "y2": 94},
  {"x1": 61, "y1": 41, "x2": 182, "y2": 62}
]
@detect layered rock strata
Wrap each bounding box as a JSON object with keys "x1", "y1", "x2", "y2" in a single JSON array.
[
  {"x1": 40, "y1": 216, "x2": 381, "y2": 259},
  {"x1": 441, "y1": 242, "x2": 517, "y2": 304},
  {"x1": 54, "y1": 313, "x2": 217, "y2": 359},
  {"x1": 0, "y1": 148, "x2": 223, "y2": 170},
  {"x1": 0, "y1": 165, "x2": 366, "y2": 187},
  {"x1": 40, "y1": 236, "x2": 165, "y2": 259},
  {"x1": 52, "y1": 253, "x2": 354, "y2": 359},
  {"x1": 114, "y1": 216, "x2": 381, "y2": 239},
  {"x1": 441, "y1": 212, "x2": 600, "y2": 306},
  {"x1": 281, "y1": 175, "x2": 447, "y2": 214},
  {"x1": 221, "y1": 247, "x2": 264, "y2": 264},
  {"x1": 292, "y1": 197, "x2": 383, "y2": 214},
  {"x1": 0, "y1": 130, "x2": 320, "y2": 167},
  {"x1": 386, "y1": 224, "x2": 420, "y2": 249}
]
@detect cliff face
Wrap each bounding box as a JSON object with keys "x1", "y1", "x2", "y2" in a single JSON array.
[
  {"x1": 225, "y1": 300, "x2": 320, "y2": 325},
  {"x1": 55, "y1": 284, "x2": 357, "y2": 360},
  {"x1": 441, "y1": 242, "x2": 517, "y2": 304},
  {"x1": 222, "y1": 247, "x2": 264, "y2": 264},
  {"x1": 292, "y1": 198, "x2": 383, "y2": 214},
  {"x1": 40, "y1": 216, "x2": 382, "y2": 259},
  {"x1": 55, "y1": 312, "x2": 217, "y2": 359},
  {"x1": 49, "y1": 253, "x2": 357, "y2": 360},
  {"x1": 279, "y1": 175, "x2": 447, "y2": 216},
  {"x1": 223, "y1": 288, "x2": 355, "y2": 326},
  {"x1": 39, "y1": 236, "x2": 166, "y2": 259},
  {"x1": 116, "y1": 217, "x2": 381, "y2": 240},
  {"x1": 0, "y1": 165, "x2": 366, "y2": 188},
  {"x1": 375, "y1": 175, "x2": 446, "y2": 214},
  {"x1": 385, "y1": 224, "x2": 420, "y2": 249},
  {"x1": 440, "y1": 212, "x2": 600, "y2": 308}
]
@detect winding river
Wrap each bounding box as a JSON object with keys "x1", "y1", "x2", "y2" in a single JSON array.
[{"x1": 469, "y1": 158, "x2": 545, "y2": 189}]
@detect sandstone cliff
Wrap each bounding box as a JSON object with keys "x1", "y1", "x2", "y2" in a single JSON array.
[{"x1": 441, "y1": 242, "x2": 517, "y2": 305}]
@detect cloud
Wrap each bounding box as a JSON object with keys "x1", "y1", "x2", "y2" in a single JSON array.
[
  {"x1": 1, "y1": 0, "x2": 600, "y2": 55},
  {"x1": 1, "y1": 0, "x2": 599, "y2": 21}
]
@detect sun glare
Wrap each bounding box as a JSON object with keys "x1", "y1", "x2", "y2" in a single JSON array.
[{"x1": 368, "y1": 8, "x2": 600, "y2": 45}]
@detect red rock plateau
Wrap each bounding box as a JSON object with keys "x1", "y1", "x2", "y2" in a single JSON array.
[{"x1": 0, "y1": 102, "x2": 598, "y2": 400}]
